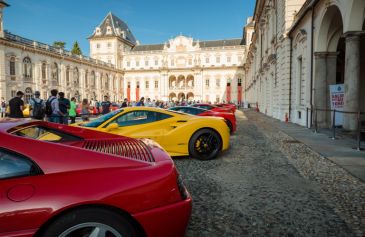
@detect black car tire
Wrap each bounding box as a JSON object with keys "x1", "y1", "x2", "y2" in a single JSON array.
[
  {"x1": 189, "y1": 128, "x2": 222, "y2": 160},
  {"x1": 39, "y1": 207, "x2": 139, "y2": 237}
]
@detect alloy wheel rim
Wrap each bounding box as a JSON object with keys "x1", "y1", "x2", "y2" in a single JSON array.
[
  {"x1": 58, "y1": 222, "x2": 123, "y2": 237},
  {"x1": 194, "y1": 132, "x2": 219, "y2": 156}
]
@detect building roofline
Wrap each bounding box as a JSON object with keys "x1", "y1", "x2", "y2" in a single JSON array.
[{"x1": 288, "y1": 0, "x2": 320, "y2": 35}]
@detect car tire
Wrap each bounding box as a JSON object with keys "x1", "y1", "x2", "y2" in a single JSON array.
[
  {"x1": 189, "y1": 128, "x2": 222, "y2": 160},
  {"x1": 39, "y1": 207, "x2": 139, "y2": 237}
]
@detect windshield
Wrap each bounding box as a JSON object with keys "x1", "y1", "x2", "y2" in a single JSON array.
[{"x1": 82, "y1": 110, "x2": 122, "y2": 128}]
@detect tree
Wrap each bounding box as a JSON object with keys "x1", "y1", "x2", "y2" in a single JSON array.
[
  {"x1": 71, "y1": 41, "x2": 82, "y2": 55},
  {"x1": 53, "y1": 41, "x2": 66, "y2": 49}
]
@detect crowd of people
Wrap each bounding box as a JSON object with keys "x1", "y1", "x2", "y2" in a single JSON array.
[{"x1": 1, "y1": 89, "x2": 239, "y2": 124}]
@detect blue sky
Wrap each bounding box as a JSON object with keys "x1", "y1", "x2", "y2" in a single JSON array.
[{"x1": 4, "y1": 0, "x2": 255, "y2": 55}]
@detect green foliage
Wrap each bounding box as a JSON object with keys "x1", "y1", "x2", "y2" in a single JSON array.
[
  {"x1": 71, "y1": 41, "x2": 82, "y2": 55},
  {"x1": 53, "y1": 41, "x2": 66, "y2": 49}
]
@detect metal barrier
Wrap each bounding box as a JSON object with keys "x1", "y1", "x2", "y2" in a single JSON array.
[{"x1": 308, "y1": 107, "x2": 364, "y2": 151}]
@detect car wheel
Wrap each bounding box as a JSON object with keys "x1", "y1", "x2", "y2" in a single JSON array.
[
  {"x1": 189, "y1": 128, "x2": 222, "y2": 160},
  {"x1": 40, "y1": 207, "x2": 139, "y2": 237}
]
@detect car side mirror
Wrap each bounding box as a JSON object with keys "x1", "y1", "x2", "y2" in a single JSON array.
[{"x1": 106, "y1": 123, "x2": 119, "y2": 131}]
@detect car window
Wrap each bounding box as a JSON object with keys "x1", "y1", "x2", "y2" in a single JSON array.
[
  {"x1": 112, "y1": 111, "x2": 172, "y2": 127},
  {"x1": 200, "y1": 105, "x2": 213, "y2": 110},
  {"x1": 11, "y1": 125, "x2": 82, "y2": 142},
  {"x1": 82, "y1": 110, "x2": 121, "y2": 128},
  {"x1": 0, "y1": 148, "x2": 41, "y2": 180}
]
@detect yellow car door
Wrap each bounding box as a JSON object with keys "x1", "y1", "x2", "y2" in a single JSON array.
[{"x1": 104, "y1": 110, "x2": 173, "y2": 144}]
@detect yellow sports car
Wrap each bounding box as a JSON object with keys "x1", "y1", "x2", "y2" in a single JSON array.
[{"x1": 78, "y1": 107, "x2": 230, "y2": 160}]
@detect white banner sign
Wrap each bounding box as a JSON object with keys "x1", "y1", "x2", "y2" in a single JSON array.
[{"x1": 329, "y1": 84, "x2": 344, "y2": 126}]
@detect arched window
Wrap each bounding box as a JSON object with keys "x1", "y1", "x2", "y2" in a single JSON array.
[
  {"x1": 41, "y1": 62, "x2": 47, "y2": 80},
  {"x1": 23, "y1": 57, "x2": 32, "y2": 78},
  {"x1": 73, "y1": 67, "x2": 79, "y2": 86},
  {"x1": 9, "y1": 57, "x2": 15, "y2": 77},
  {"x1": 85, "y1": 70, "x2": 88, "y2": 88},
  {"x1": 25, "y1": 87, "x2": 32, "y2": 103},
  {"x1": 51, "y1": 63, "x2": 58, "y2": 83},
  {"x1": 66, "y1": 66, "x2": 70, "y2": 86}
]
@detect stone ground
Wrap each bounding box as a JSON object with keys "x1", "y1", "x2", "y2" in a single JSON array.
[{"x1": 175, "y1": 110, "x2": 361, "y2": 237}]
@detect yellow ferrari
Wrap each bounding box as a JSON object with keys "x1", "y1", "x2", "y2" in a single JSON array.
[{"x1": 78, "y1": 107, "x2": 230, "y2": 160}]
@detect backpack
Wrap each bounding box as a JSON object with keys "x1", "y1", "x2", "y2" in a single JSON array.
[
  {"x1": 45, "y1": 98, "x2": 55, "y2": 116},
  {"x1": 31, "y1": 98, "x2": 45, "y2": 119}
]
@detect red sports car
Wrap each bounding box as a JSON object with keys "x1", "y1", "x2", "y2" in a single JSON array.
[
  {"x1": 0, "y1": 119, "x2": 191, "y2": 237},
  {"x1": 169, "y1": 106, "x2": 237, "y2": 133},
  {"x1": 216, "y1": 103, "x2": 237, "y2": 113},
  {"x1": 192, "y1": 103, "x2": 234, "y2": 113}
]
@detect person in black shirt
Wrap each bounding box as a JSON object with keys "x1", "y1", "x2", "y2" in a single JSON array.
[
  {"x1": 8, "y1": 91, "x2": 24, "y2": 118},
  {"x1": 121, "y1": 98, "x2": 128, "y2": 108},
  {"x1": 58, "y1": 92, "x2": 70, "y2": 124},
  {"x1": 101, "y1": 95, "x2": 111, "y2": 114}
]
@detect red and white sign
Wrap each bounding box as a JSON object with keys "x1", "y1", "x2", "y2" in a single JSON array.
[{"x1": 329, "y1": 84, "x2": 344, "y2": 126}]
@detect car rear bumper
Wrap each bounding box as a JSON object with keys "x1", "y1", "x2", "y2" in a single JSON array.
[{"x1": 133, "y1": 197, "x2": 192, "y2": 237}]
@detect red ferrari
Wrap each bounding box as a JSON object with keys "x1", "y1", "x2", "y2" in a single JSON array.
[
  {"x1": 216, "y1": 103, "x2": 237, "y2": 113},
  {"x1": 191, "y1": 103, "x2": 234, "y2": 113},
  {"x1": 0, "y1": 119, "x2": 191, "y2": 237},
  {"x1": 169, "y1": 106, "x2": 237, "y2": 133}
]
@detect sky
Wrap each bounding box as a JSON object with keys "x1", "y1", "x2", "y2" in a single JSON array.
[{"x1": 4, "y1": 0, "x2": 255, "y2": 55}]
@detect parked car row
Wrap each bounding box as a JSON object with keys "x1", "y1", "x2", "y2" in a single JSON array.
[{"x1": 0, "y1": 103, "x2": 237, "y2": 237}]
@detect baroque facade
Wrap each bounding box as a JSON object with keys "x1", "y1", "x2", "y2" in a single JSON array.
[
  {"x1": 89, "y1": 13, "x2": 247, "y2": 103},
  {"x1": 244, "y1": 0, "x2": 365, "y2": 131},
  {"x1": 0, "y1": 2, "x2": 123, "y2": 103}
]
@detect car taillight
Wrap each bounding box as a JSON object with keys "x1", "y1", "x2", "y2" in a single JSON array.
[{"x1": 177, "y1": 174, "x2": 189, "y2": 200}]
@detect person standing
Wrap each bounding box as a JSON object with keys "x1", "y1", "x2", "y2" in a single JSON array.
[
  {"x1": 121, "y1": 98, "x2": 128, "y2": 108},
  {"x1": 8, "y1": 91, "x2": 24, "y2": 118},
  {"x1": 46, "y1": 89, "x2": 63, "y2": 123},
  {"x1": 101, "y1": 95, "x2": 111, "y2": 114},
  {"x1": 1, "y1": 97, "x2": 6, "y2": 118},
  {"x1": 81, "y1": 98, "x2": 90, "y2": 121},
  {"x1": 136, "y1": 97, "x2": 145, "y2": 106},
  {"x1": 29, "y1": 91, "x2": 45, "y2": 120},
  {"x1": 58, "y1": 92, "x2": 70, "y2": 125},
  {"x1": 68, "y1": 97, "x2": 77, "y2": 124}
]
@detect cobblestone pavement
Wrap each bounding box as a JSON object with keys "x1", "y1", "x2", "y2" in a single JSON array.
[{"x1": 175, "y1": 110, "x2": 356, "y2": 237}]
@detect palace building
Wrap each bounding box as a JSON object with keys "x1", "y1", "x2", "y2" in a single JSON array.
[
  {"x1": 0, "y1": 1, "x2": 247, "y2": 104},
  {"x1": 89, "y1": 13, "x2": 247, "y2": 103}
]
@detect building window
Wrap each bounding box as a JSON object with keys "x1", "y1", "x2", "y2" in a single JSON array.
[
  {"x1": 216, "y1": 56, "x2": 220, "y2": 63},
  {"x1": 41, "y1": 62, "x2": 47, "y2": 80},
  {"x1": 154, "y1": 80, "x2": 158, "y2": 88},
  {"x1": 9, "y1": 57, "x2": 15, "y2": 76},
  {"x1": 105, "y1": 74, "x2": 109, "y2": 89},
  {"x1": 205, "y1": 57, "x2": 210, "y2": 64},
  {"x1": 91, "y1": 71, "x2": 96, "y2": 88},
  {"x1": 23, "y1": 57, "x2": 32, "y2": 78},
  {"x1": 155, "y1": 60, "x2": 158, "y2": 66},
  {"x1": 25, "y1": 87, "x2": 33, "y2": 103},
  {"x1": 216, "y1": 78, "x2": 220, "y2": 88},
  {"x1": 298, "y1": 57, "x2": 304, "y2": 105},
  {"x1": 146, "y1": 81, "x2": 149, "y2": 89},
  {"x1": 205, "y1": 79, "x2": 210, "y2": 87},
  {"x1": 238, "y1": 78, "x2": 242, "y2": 86},
  {"x1": 145, "y1": 60, "x2": 149, "y2": 66},
  {"x1": 171, "y1": 59, "x2": 174, "y2": 66},
  {"x1": 96, "y1": 43, "x2": 100, "y2": 49},
  {"x1": 11, "y1": 90, "x2": 16, "y2": 97},
  {"x1": 107, "y1": 42, "x2": 111, "y2": 48},
  {"x1": 188, "y1": 58, "x2": 192, "y2": 65},
  {"x1": 127, "y1": 61, "x2": 130, "y2": 67},
  {"x1": 108, "y1": 60, "x2": 112, "y2": 64},
  {"x1": 227, "y1": 56, "x2": 231, "y2": 63},
  {"x1": 127, "y1": 81, "x2": 131, "y2": 88},
  {"x1": 136, "y1": 61, "x2": 140, "y2": 67}
]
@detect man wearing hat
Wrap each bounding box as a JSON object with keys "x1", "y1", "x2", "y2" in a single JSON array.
[{"x1": 29, "y1": 91, "x2": 45, "y2": 120}]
